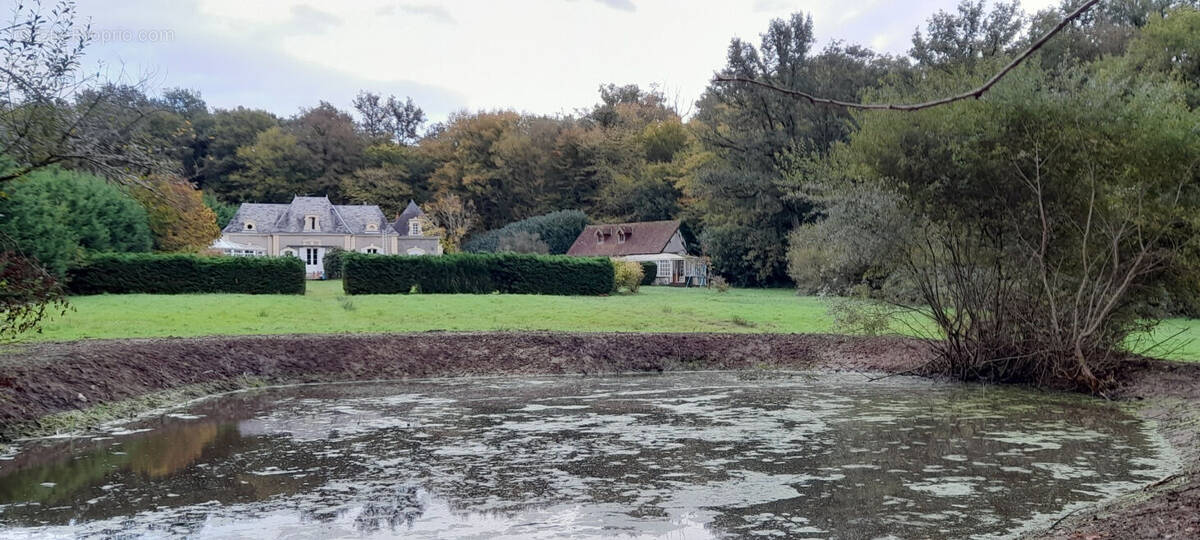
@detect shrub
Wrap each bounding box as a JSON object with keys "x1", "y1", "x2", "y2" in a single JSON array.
[
  {"x1": 613, "y1": 260, "x2": 644, "y2": 293},
  {"x1": 68, "y1": 254, "x2": 305, "y2": 295},
  {"x1": 496, "y1": 231, "x2": 549, "y2": 254},
  {"x1": 827, "y1": 286, "x2": 897, "y2": 337},
  {"x1": 786, "y1": 187, "x2": 912, "y2": 296},
  {"x1": 342, "y1": 253, "x2": 614, "y2": 295},
  {"x1": 463, "y1": 210, "x2": 588, "y2": 254},
  {"x1": 639, "y1": 262, "x2": 657, "y2": 285},
  {"x1": 323, "y1": 248, "x2": 346, "y2": 279},
  {"x1": 0, "y1": 167, "x2": 152, "y2": 276}
]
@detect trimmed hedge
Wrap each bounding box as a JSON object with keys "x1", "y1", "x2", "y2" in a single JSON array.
[
  {"x1": 343, "y1": 252, "x2": 614, "y2": 295},
  {"x1": 323, "y1": 248, "x2": 346, "y2": 279},
  {"x1": 68, "y1": 253, "x2": 305, "y2": 295},
  {"x1": 640, "y1": 262, "x2": 658, "y2": 285}
]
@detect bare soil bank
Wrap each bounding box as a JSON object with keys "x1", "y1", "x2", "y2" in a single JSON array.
[{"x1": 0, "y1": 331, "x2": 1195, "y2": 538}]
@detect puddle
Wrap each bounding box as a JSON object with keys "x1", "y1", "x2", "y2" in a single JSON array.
[{"x1": 0, "y1": 372, "x2": 1175, "y2": 538}]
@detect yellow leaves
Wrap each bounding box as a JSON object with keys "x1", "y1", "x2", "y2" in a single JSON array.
[{"x1": 130, "y1": 175, "x2": 220, "y2": 253}]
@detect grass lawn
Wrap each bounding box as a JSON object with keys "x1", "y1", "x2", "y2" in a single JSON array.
[{"x1": 20, "y1": 280, "x2": 1200, "y2": 362}]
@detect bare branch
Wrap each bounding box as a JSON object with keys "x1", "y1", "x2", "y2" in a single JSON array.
[{"x1": 713, "y1": 0, "x2": 1102, "y2": 112}]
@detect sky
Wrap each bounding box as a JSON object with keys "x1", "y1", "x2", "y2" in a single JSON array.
[{"x1": 69, "y1": 0, "x2": 1062, "y2": 122}]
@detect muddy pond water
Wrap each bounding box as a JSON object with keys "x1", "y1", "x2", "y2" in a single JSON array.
[{"x1": 0, "y1": 372, "x2": 1176, "y2": 539}]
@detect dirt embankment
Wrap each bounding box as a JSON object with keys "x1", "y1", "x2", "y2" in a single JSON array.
[
  {"x1": 0, "y1": 332, "x2": 927, "y2": 434},
  {"x1": 1038, "y1": 357, "x2": 1200, "y2": 539},
  {"x1": 0, "y1": 331, "x2": 1196, "y2": 538}
]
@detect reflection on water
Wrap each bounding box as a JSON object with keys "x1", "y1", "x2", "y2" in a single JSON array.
[{"x1": 0, "y1": 372, "x2": 1175, "y2": 539}]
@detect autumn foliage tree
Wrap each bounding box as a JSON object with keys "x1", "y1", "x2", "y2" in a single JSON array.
[
  {"x1": 423, "y1": 193, "x2": 478, "y2": 253},
  {"x1": 131, "y1": 176, "x2": 221, "y2": 252}
]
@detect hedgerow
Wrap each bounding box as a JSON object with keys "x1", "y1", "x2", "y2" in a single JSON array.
[
  {"x1": 323, "y1": 248, "x2": 346, "y2": 279},
  {"x1": 68, "y1": 253, "x2": 305, "y2": 295},
  {"x1": 342, "y1": 253, "x2": 613, "y2": 295}
]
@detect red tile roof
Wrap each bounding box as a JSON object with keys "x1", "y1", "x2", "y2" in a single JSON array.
[{"x1": 566, "y1": 220, "x2": 681, "y2": 257}]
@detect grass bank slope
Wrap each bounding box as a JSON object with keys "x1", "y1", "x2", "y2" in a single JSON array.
[{"x1": 21, "y1": 281, "x2": 1200, "y2": 362}]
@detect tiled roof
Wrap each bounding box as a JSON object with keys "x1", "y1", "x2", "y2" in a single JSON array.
[
  {"x1": 566, "y1": 220, "x2": 682, "y2": 257},
  {"x1": 223, "y1": 196, "x2": 388, "y2": 234},
  {"x1": 391, "y1": 200, "x2": 425, "y2": 234}
]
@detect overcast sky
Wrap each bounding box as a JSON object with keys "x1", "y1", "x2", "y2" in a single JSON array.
[{"x1": 72, "y1": 0, "x2": 1060, "y2": 122}]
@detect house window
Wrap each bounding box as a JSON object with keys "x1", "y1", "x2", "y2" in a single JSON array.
[
  {"x1": 408, "y1": 219, "x2": 421, "y2": 236},
  {"x1": 656, "y1": 260, "x2": 670, "y2": 278},
  {"x1": 305, "y1": 248, "x2": 319, "y2": 265},
  {"x1": 304, "y1": 215, "x2": 319, "y2": 232},
  {"x1": 244, "y1": 221, "x2": 255, "y2": 231},
  {"x1": 365, "y1": 247, "x2": 379, "y2": 254}
]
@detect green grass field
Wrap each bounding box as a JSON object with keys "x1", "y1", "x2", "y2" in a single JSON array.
[{"x1": 19, "y1": 280, "x2": 1200, "y2": 362}]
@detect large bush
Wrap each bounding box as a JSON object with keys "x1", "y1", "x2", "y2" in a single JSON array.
[
  {"x1": 463, "y1": 210, "x2": 588, "y2": 254},
  {"x1": 342, "y1": 253, "x2": 613, "y2": 295},
  {"x1": 0, "y1": 168, "x2": 152, "y2": 276},
  {"x1": 613, "y1": 260, "x2": 644, "y2": 293},
  {"x1": 68, "y1": 254, "x2": 305, "y2": 294},
  {"x1": 786, "y1": 187, "x2": 913, "y2": 296},
  {"x1": 323, "y1": 248, "x2": 346, "y2": 279},
  {"x1": 639, "y1": 262, "x2": 657, "y2": 285}
]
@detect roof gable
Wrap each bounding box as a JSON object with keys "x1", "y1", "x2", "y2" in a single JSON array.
[
  {"x1": 391, "y1": 200, "x2": 426, "y2": 233},
  {"x1": 223, "y1": 196, "x2": 386, "y2": 234},
  {"x1": 565, "y1": 220, "x2": 684, "y2": 257}
]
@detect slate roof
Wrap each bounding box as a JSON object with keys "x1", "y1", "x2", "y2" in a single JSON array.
[
  {"x1": 223, "y1": 196, "x2": 389, "y2": 234},
  {"x1": 566, "y1": 220, "x2": 682, "y2": 257},
  {"x1": 391, "y1": 200, "x2": 426, "y2": 234}
]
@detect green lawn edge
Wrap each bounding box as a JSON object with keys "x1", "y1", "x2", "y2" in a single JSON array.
[{"x1": 18, "y1": 280, "x2": 1200, "y2": 362}]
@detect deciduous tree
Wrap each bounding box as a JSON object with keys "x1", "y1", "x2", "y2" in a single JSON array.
[{"x1": 131, "y1": 176, "x2": 221, "y2": 252}]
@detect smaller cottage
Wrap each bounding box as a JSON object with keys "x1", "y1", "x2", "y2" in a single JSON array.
[{"x1": 566, "y1": 220, "x2": 707, "y2": 286}]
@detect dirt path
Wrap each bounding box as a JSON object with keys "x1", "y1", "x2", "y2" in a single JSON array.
[{"x1": 0, "y1": 331, "x2": 1195, "y2": 538}]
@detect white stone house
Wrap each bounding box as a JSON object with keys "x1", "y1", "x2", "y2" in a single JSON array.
[{"x1": 216, "y1": 196, "x2": 442, "y2": 278}]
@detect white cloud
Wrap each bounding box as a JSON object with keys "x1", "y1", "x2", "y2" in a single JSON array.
[{"x1": 76, "y1": 0, "x2": 1063, "y2": 122}]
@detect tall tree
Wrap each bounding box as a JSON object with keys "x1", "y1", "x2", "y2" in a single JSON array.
[
  {"x1": 691, "y1": 14, "x2": 896, "y2": 284},
  {"x1": 288, "y1": 102, "x2": 366, "y2": 200},
  {"x1": 0, "y1": 168, "x2": 152, "y2": 276},
  {"x1": 197, "y1": 107, "x2": 280, "y2": 196},
  {"x1": 130, "y1": 176, "x2": 221, "y2": 253},
  {"x1": 909, "y1": 1, "x2": 1025, "y2": 70},
  {"x1": 352, "y1": 91, "x2": 426, "y2": 145}
]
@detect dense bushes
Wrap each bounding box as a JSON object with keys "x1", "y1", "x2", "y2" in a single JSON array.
[
  {"x1": 68, "y1": 254, "x2": 305, "y2": 295},
  {"x1": 640, "y1": 262, "x2": 657, "y2": 285},
  {"x1": 463, "y1": 210, "x2": 588, "y2": 254},
  {"x1": 323, "y1": 248, "x2": 346, "y2": 279},
  {"x1": 613, "y1": 260, "x2": 644, "y2": 293},
  {"x1": 342, "y1": 253, "x2": 613, "y2": 295},
  {"x1": 0, "y1": 167, "x2": 152, "y2": 276}
]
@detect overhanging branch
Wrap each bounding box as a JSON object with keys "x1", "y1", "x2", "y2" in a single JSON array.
[{"x1": 714, "y1": 0, "x2": 1102, "y2": 111}]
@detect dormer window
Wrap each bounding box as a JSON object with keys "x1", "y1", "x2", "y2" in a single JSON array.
[
  {"x1": 596, "y1": 230, "x2": 605, "y2": 244},
  {"x1": 617, "y1": 230, "x2": 626, "y2": 243},
  {"x1": 243, "y1": 221, "x2": 255, "y2": 231},
  {"x1": 304, "y1": 215, "x2": 320, "y2": 232},
  {"x1": 408, "y1": 219, "x2": 422, "y2": 236},
  {"x1": 366, "y1": 223, "x2": 378, "y2": 232}
]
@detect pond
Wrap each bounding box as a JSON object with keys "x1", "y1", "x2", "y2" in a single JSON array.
[{"x1": 0, "y1": 372, "x2": 1176, "y2": 539}]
